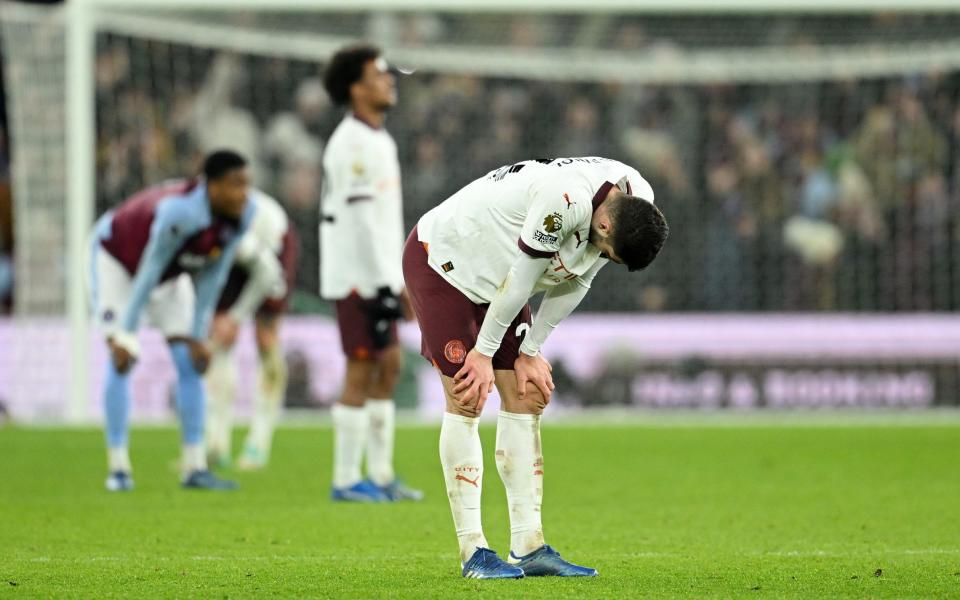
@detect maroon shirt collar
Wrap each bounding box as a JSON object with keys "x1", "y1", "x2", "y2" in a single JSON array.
[{"x1": 592, "y1": 181, "x2": 615, "y2": 213}]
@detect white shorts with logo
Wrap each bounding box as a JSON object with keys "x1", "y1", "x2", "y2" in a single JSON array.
[{"x1": 88, "y1": 243, "x2": 195, "y2": 338}]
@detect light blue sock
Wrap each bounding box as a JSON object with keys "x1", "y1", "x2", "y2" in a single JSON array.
[
  {"x1": 104, "y1": 362, "x2": 131, "y2": 447},
  {"x1": 170, "y1": 342, "x2": 205, "y2": 445}
]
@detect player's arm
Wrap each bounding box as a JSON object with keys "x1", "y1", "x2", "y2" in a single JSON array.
[
  {"x1": 454, "y1": 253, "x2": 551, "y2": 410},
  {"x1": 475, "y1": 254, "x2": 552, "y2": 357},
  {"x1": 227, "y1": 245, "x2": 285, "y2": 323},
  {"x1": 115, "y1": 201, "x2": 192, "y2": 357},
  {"x1": 191, "y1": 201, "x2": 256, "y2": 340},
  {"x1": 519, "y1": 259, "x2": 605, "y2": 357}
]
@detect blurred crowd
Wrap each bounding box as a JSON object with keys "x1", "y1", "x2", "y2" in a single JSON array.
[{"x1": 7, "y1": 13, "x2": 960, "y2": 314}]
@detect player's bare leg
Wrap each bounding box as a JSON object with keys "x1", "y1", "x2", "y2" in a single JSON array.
[
  {"x1": 331, "y1": 359, "x2": 384, "y2": 501},
  {"x1": 205, "y1": 315, "x2": 239, "y2": 468},
  {"x1": 495, "y1": 369, "x2": 596, "y2": 577},
  {"x1": 237, "y1": 314, "x2": 287, "y2": 470}
]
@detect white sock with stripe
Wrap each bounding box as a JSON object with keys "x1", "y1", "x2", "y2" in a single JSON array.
[
  {"x1": 440, "y1": 412, "x2": 488, "y2": 563},
  {"x1": 495, "y1": 411, "x2": 545, "y2": 558}
]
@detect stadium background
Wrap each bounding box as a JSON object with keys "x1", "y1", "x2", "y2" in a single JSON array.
[
  {"x1": 2, "y1": 3, "x2": 960, "y2": 598},
  {"x1": 1, "y1": 0, "x2": 960, "y2": 420}
]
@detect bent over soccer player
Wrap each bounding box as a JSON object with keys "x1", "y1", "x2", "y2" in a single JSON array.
[
  {"x1": 205, "y1": 189, "x2": 298, "y2": 470},
  {"x1": 89, "y1": 150, "x2": 255, "y2": 491},
  {"x1": 402, "y1": 157, "x2": 668, "y2": 579}
]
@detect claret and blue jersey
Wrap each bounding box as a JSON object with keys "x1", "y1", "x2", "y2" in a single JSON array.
[{"x1": 92, "y1": 178, "x2": 256, "y2": 338}]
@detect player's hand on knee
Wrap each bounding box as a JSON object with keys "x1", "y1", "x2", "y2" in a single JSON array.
[
  {"x1": 188, "y1": 339, "x2": 212, "y2": 374},
  {"x1": 515, "y1": 352, "x2": 554, "y2": 406},
  {"x1": 453, "y1": 349, "x2": 495, "y2": 412},
  {"x1": 108, "y1": 332, "x2": 139, "y2": 374},
  {"x1": 108, "y1": 342, "x2": 135, "y2": 374}
]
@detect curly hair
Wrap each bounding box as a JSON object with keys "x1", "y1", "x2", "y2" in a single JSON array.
[
  {"x1": 323, "y1": 44, "x2": 381, "y2": 106},
  {"x1": 607, "y1": 193, "x2": 669, "y2": 272}
]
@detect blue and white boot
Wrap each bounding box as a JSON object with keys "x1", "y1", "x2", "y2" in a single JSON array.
[
  {"x1": 181, "y1": 470, "x2": 239, "y2": 490},
  {"x1": 331, "y1": 479, "x2": 388, "y2": 502},
  {"x1": 461, "y1": 548, "x2": 525, "y2": 579},
  {"x1": 105, "y1": 471, "x2": 134, "y2": 492},
  {"x1": 509, "y1": 545, "x2": 598, "y2": 577},
  {"x1": 379, "y1": 479, "x2": 424, "y2": 502}
]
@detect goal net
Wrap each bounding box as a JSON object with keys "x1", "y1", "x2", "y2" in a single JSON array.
[{"x1": 3, "y1": 0, "x2": 960, "y2": 420}]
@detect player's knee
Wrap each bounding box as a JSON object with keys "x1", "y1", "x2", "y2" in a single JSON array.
[
  {"x1": 445, "y1": 400, "x2": 481, "y2": 419},
  {"x1": 520, "y1": 387, "x2": 550, "y2": 415},
  {"x1": 373, "y1": 347, "x2": 402, "y2": 391},
  {"x1": 211, "y1": 316, "x2": 239, "y2": 348}
]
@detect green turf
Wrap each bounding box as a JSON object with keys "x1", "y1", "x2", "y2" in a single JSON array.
[{"x1": 2, "y1": 423, "x2": 959, "y2": 598}]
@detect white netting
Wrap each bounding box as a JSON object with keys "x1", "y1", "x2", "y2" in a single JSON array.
[{"x1": 0, "y1": 3, "x2": 67, "y2": 315}]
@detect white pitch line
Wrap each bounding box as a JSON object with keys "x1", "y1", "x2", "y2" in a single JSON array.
[{"x1": 14, "y1": 548, "x2": 960, "y2": 564}]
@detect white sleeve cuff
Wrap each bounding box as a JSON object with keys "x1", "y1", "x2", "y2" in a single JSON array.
[{"x1": 111, "y1": 330, "x2": 141, "y2": 359}]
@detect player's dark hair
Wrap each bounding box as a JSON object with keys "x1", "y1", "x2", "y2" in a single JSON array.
[
  {"x1": 203, "y1": 150, "x2": 247, "y2": 181},
  {"x1": 323, "y1": 44, "x2": 381, "y2": 106},
  {"x1": 608, "y1": 194, "x2": 669, "y2": 272}
]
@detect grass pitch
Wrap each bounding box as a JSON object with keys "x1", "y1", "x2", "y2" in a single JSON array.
[{"x1": 2, "y1": 421, "x2": 959, "y2": 598}]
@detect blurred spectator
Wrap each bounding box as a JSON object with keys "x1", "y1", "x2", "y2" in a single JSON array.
[{"x1": 188, "y1": 55, "x2": 265, "y2": 183}]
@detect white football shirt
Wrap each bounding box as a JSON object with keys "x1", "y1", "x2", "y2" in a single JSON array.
[
  {"x1": 417, "y1": 157, "x2": 654, "y2": 304},
  {"x1": 235, "y1": 189, "x2": 289, "y2": 265},
  {"x1": 320, "y1": 114, "x2": 405, "y2": 299}
]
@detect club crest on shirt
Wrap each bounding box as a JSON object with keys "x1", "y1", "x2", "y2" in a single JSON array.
[
  {"x1": 444, "y1": 339, "x2": 466, "y2": 364},
  {"x1": 542, "y1": 212, "x2": 563, "y2": 233},
  {"x1": 352, "y1": 161, "x2": 365, "y2": 176}
]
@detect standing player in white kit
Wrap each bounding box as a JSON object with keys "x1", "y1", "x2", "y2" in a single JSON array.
[
  {"x1": 402, "y1": 157, "x2": 668, "y2": 578},
  {"x1": 320, "y1": 44, "x2": 422, "y2": 502}
]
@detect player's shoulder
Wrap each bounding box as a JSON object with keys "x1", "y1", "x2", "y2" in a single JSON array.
[
  {"x1": 153, "y1": 179, "x2": 207, "y2": 225},
  {"x1": 155, "y1": 180, "x2": 212, "y2": 235},
  {"x1": 596, "y1": 158, "x2": 655, "y2": 203},
  {"x1": 249, "y1": 188, "x2": 288, "y2": 226},
  {"x1": 325, "y1": 116, "x2": 373, "y2": 159}
]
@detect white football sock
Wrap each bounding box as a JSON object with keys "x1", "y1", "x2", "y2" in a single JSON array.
[
  {"x1": 108, "y1": 446, "x2": 132, "y2": 473},
  {"x1": 204, "y1": 346, "x2": 237, "y2": 460},
  {"x1": 365, "y1": 399, "x2": 395, "y2": 486},
  {"x1": 181, "y1": 443, "x2": 207, "y2": 475},
  {"x1": 244, "y1": 345, "x2": 287, "y2": 458},
  {"x1": 332, "y1": 403, "x2": 368, "y2": 489},
  {"x1": 440, "y1": 412, "x2": 488, "y2": 563},
  {"x1": 495, "y1": 411, "x2": 545, "y2": 557}
]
